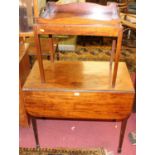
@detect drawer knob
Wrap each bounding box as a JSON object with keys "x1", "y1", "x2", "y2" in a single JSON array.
[
  {"x1": 74, "y1": 92, "x2": 80, "y2": 96},
  {"x1": 40, "y1": 29, "x2": 45, "y2": 32}
]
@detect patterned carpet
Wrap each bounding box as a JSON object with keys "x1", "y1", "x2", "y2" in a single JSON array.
[
  {"x1": 19, "y1": 147, "x2": 107, "y2": 155},
  {"x1": 26, "y1": 35, "x2": 136, "y2": 72}
]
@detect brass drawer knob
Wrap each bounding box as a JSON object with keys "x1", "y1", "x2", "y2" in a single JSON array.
[
  {"x1": 40, "y1": 29, "x2": 45, "y2": 32},
  {"x1": 74, "y1": 92, "x2": 80, "y2": 96}
]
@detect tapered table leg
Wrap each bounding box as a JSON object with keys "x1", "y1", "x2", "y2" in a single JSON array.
[
  {"x1": 112, "y1": 30, "x2": 123, "y2": 87},
  {"x1": 31, "y1": 117, "x2": 40, "y2": 148},
  {"x1": 56, "y1": 42, "x2": 60, "y2": 61},
  {"x1": 110, "y1": 39, "x2": 116, "y2": 71},
  {"x1": 34, "y1": 26, "x2": 45, "y2": 83},
  {"x1": 117, "y1": 118, "x2": 128, "y2": 153},
  {"x1": 48, "y1": 34, "x2": 55, "y2": 63}
]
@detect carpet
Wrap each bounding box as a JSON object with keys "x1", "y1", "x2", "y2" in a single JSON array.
[
  {"x1": 19, "y1": 147, "x2": 108, "y2": 155},
  {"x1": 26, "y1": 36, "x2": 136, "y2": 72}
]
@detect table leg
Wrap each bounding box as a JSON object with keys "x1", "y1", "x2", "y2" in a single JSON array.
[
  {"x1": 117, "y1": 118, "x2": 128, "y2": 153},
  {"x1": 112, "y1": 30, "x2": 123, "y2": 87},
  {"x1": 48, "y1": 35, "x2": 55, "y2": 63},
  {"x1": 56, "y1": 41, "x2": 60, "y2": 61},
  {"x1": 31, "y1": 117, "x2": 40, "y2": 148},
  {"x1": 110, "y1": 39, "x2": 116, "y2": 72},
  {"x1": 34, "y1": 26, "x2": 45, "y2": 83}
]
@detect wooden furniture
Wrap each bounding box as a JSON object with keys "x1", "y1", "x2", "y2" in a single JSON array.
[
  {"x1": 22, "y1": 60, "x2": 134, "y2": 152},
  {"x1": 19, "y1": 43, "x2": 31, "y2": 127},
  {"x1": 120, "y1": 13, "x2": 136, "y2": 29},
  {"x1": 118, "y1": 1, "x2": 128, "y2": 13},
  {"x1": 24, "y1": 61, "x2": 134, "y2": 120},
  {"x1": 33, "y1": 2, "x2": 123, "y2": 87},
  {"x1": 21, "y1": 1, "x2": 135, "y2": 153}
]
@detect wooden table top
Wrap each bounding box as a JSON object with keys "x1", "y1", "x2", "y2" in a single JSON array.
[{"x1": 23, "y1": 60, "x2": 134, "y2": 92}]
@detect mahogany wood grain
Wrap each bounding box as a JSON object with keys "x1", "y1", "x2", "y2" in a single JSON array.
[
  {"x1": 23, "y1": 61, "x2": 134, "y2": 91},
  {"x1": 24, "y1": 91, "x2": 134, "y2": 120},
  {"x1": 22, "y1": 60, "x2": 134, "y2": 151},
  {"x1": 28, "y1": 38, "x2": 57, "y2": 56},
  {"x1": 34, "y1": 26, "x2": 45, "y2": 82},
  {"x1": 36, "y1": 17, "x2": 120, "y2": 26},
  {"x1": 19, "y1": 43, "x2": 31, "y2": 127},
  {"x1": 33, "y1": 2, "x2": 123, "y2": 86},
  {"x1": 118, "y1": 118, "x2": 128, "y2": 153},
  {"x1": 19, "y1": 44, "x2": 31, "y2": 87},
  {"x1": 35, "y1": 24, "x2": 121, "y2": 37},
  {"x1": 23, "y1": 2, "x2": 131, "y2": 151},
  {"x1": 112, "y1": 30, "x2": 123, "y2": 87},
  {"x1": 23, "y1": 61, "x2": 134, "y2": 120},
  {"x1": 19, "y1": 83, "x2": 29, "y2": 127}
]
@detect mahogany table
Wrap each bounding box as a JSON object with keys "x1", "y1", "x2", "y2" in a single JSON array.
[
  {"x1": 22, "y1": 60, "x2": 134, "y2": 153},
  {"x1": 21, "y1": 2, "x2": 135, "y2": 153}
]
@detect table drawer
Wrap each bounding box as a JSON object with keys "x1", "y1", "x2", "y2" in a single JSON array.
[{"x1": 24, "y1": 91, "x2": 134, "y2": 120}]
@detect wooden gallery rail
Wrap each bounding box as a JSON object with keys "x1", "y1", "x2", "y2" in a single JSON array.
[{"x1": 22, "y1": 2, "x2": 135, "y2": 153}]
